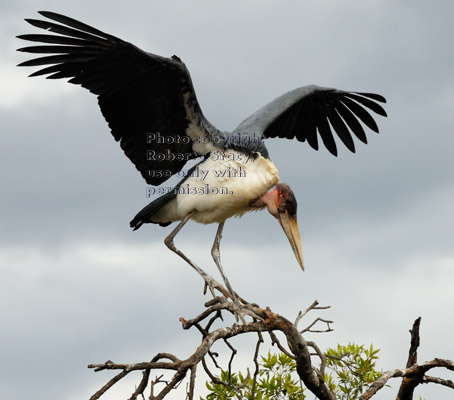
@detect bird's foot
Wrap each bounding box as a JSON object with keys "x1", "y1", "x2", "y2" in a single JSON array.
[
  {"x1": 202, "y1": 278, "x2": 263, "y2": 323},
  {"x1": 203, "y1": 278, "x2": 232, "y2": 300},
  {"x1": 231, "y1": 301, "x2": 265, "y2": 323},
  {"x1": 230, "y1": 302, "x2": 250, "y2": 324},
  {"x1": 206, "y1": 293, "x2": 264, "y2": 324}
]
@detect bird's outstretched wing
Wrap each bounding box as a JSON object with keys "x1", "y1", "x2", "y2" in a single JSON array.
[
  {"x1": 232, "y1": 85, "x2": 387, "y2": 156},
  {"x1": 17, "y1": 11, "x2": 221, "y2": 185}
]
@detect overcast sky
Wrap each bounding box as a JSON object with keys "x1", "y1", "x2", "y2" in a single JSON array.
[{"x1": 1, "y1": 1, "x2": 453, "y2": 399}]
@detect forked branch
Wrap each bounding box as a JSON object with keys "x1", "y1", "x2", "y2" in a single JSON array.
[
  {"x1": 88, "y1": 295, "x2": 335, "y2": 400},
  {"x1": 88, "y1": 290, "x2": 453, "y2": 400}
]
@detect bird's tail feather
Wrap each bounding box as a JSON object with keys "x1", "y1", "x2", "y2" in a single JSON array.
[
  {"x1": 130, "y1": 161, "x2": 206, "y2": 230},
  {"x1": 130, "y1": 191, "x2": 176, "y2": 230}
]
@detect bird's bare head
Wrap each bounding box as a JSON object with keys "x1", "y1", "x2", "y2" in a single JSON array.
[{"x1": 255, "y1": 184, "x2": 304, "y2": 270}]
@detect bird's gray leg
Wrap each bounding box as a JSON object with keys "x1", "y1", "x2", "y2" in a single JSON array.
[
  {"x1": 164, "y1": 212, "x2": 231, "y2": 299},
  {"x1": 212, "y1": 223, "x2": 260, "y2": 322},
  {"x1": 211, "y1": 222, "x2": 238, "y2": 300}
]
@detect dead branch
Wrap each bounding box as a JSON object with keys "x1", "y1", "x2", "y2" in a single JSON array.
[
  {"x1": 396, "y1": 317, "x2": 422, "y2": 399},
  {"x1": 423, "y1": 375, "x2": 454, "y2": 389},
  {"x1": 88, "y1": 296, "x2": 336, "y2": 400},
  {"x1": 250, "y1": 332, "x2": 264, "y2": 398},
  {"x1": 88, "y1": 289, "x2": 453, "y2": 400},
  {"x1": 358, "y1": 317, "x2": 454, "y2": 400}
]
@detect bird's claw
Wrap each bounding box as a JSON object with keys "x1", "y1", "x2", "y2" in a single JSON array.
[
  {"x1": 228, "y1": 298, "x2": 265, "y2": 324},
  {"x1": 202, "y1": 277, "x2": 233, "y2": 302}
]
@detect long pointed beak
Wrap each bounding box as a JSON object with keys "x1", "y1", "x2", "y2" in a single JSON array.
[{"x1": 278, "y1": 211, "x2": 304, "y2": 271}]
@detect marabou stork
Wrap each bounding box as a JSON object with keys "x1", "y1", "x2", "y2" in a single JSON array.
[{"x1": 17, "y1": 12, "x2": 387, "y2": 298}]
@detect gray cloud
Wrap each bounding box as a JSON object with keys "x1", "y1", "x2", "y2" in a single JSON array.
[{"x1": 2, "y1": 0, "x2": 454, "y2": 399}]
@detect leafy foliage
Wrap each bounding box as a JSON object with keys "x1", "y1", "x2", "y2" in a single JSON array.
[
  {"x1": 202, "y1": 344, "x2": 383, "y2": 400},
  {"x1": 204, "y1": 351, "x2": 304, "y2": 400},
  {"x1": 325, "y1": 343, "x2": 382, "y2": 399}
]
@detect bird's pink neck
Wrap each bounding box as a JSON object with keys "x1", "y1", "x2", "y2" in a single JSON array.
[{"x1": 250, "y1": 187, "x2": 279, "y2": 217}]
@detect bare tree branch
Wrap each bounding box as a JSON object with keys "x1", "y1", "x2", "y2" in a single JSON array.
[
  {"x1": 359, "y1": 318, "x2": 454, "y2": 400},
  {"x1": 88, "y1": 297, "x2": 336, "y2": 400},
  {"x1": 294, "y1": 300, "x2": 331, "y2": 330},
  {"x1": 186, "y1": 365, "x2": 197, "y2": 400},
  {"x1": 268, "y1": 331, "x2": 294, "y2": 359},
  {"x1": 406, "y1": 317, "x2": 421, "y2": 368},
  {"x1": 250, "y1": 331, "x2": 264, "y2": 399},
  {"x1": 358, "y1": 358, "x2": 454, "y2": 400},
  {"x1": 301, "y1": 317, "x2": 334, "y2": 334},
  {"x1": 128, "y1": 369, "x2": 150, "y2": 400},
  {"x1": 90, "y1": 369, "x2": 130, "y2": 400},
  {"x1": 307, "y1": 341, "x2": 327, "y2": 380},
  {"x1": 423, "y1": 375, "x2": 454, "y2": 389},
  {"x1": 358, "y1": 369, "x2": 403, "y2": 400},
  {"x1": 397, "y1": 317, "x2": 422, "y2": 400},
  {"x1": 87, "y1": 285, "x2": 453, "y2": 400}
]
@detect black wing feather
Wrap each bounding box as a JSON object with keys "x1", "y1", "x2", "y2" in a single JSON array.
[
  {"x1": 24, "y1": 18, "x2": 112, "y2": 44},
  {"x1": 326, "y1": 106, "x2": 355, "y2": 153},
  {"x1": 38, "y1": 11, "x2": 119, "y2": 41},
  {"x1": 17, "y1": 33, "x2": 99, "y2": 47},
  {"x1": 17, "y1": 11, "x2": 211, "y2": 185},
  {"x1": 335, "y1": 101, "x2": 368, "y2": 144},
  {"x1": 261, "y1": 88, "x2": 386, "y2": 155},
  {"x1": 315, "y1": 107, "x2": 338, "y2": 156},
  {"x1": 339, "y1": 96, "x2": 379, "y2": 133},
  {"x1": 357, "y1": 92, "x2": 387, "y2": 103},
  {"x1": 344, "y1": 92, "x2": 387, "y2": 117},
  {"x1": 299, "y1": 101, "x2": 318, "y2": 150}
]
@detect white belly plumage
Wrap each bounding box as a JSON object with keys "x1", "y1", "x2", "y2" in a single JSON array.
[{"x1": 153, "y1": 149, "x2": 279, "y2": 224}]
